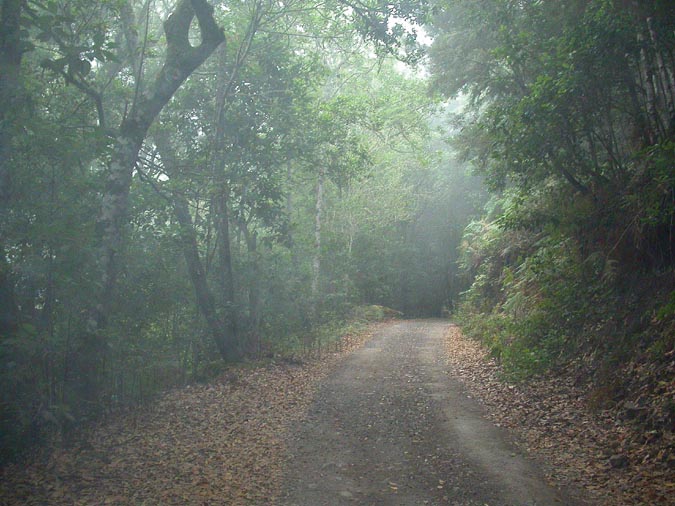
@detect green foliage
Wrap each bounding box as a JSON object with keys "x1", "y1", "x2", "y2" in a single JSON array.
[
  {"x1": 459, "y1": 192, "x2": 640, "y2": 371},
  {"x1": 0, "y1": 0, "x2": 471, "y2": 464},
  {"x1": 431, "y1": 0, "x2": 675, "y2": 380},
  {"x1": 656, "y1": 291, "x2": 675, "y2": 323}
]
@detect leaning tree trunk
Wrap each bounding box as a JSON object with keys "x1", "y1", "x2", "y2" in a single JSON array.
[
  {"x1": 154, "y1": 132, "x2": 238, "y2": 361},
  {"x1": 173, "y1": 196, "x2": 236, "y2": 361},
  {"x1": 84, "y1": 0, "x2": 225, "y2": 402}
]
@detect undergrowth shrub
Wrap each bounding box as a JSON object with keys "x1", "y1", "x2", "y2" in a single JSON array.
[{"x1": 456, "y1": 209, "x2": 623, "y2": 378}]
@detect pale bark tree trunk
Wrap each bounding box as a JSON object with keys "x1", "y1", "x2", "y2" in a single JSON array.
[
  {"x1": 83, "y1": 0, "x2": 225, "y2": 401},
  {"x1": 119, "y1": 1, "x2": 142, "y2": 80},
  {"x1": 285, "y1": 160, "x2": 294, "y2": 245},
  {"x1": 95, "y1": 0, "x2": 224, "y2": 328},
  {"x1": 284, "y1": 159, "x2": 300, "y2": 268}
]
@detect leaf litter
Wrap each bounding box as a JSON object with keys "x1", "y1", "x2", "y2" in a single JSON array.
[
  {"x1": 443, "y1": 325, "x2": 674, "y2": 505},
  {"x1": 0, "y1": 325, "x2": 382, "y2": 506},
  {"x1": 3, "y1": 321, "x2": 670, "y2": 505}
]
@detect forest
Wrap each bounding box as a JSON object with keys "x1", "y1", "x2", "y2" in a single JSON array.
[{"x1": 0, "y1": 0, "x2": 673, "y2": 481}]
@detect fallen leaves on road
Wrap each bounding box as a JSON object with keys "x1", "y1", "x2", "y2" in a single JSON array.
[
  {"x1": 444, "y1": 325, "x2": 674, "y2": 505},
  {"x1": 0, "y1": 325, "x2": 380, "y2": 506}
]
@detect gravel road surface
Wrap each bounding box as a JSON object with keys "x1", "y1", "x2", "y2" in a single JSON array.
[{"x1": 280, "y1": 320, "x2": 583, "y2": 506}]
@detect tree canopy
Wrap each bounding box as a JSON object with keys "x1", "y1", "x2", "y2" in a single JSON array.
[{"x1": 1, "y1": 0, "x2": 673, "y2": 465}]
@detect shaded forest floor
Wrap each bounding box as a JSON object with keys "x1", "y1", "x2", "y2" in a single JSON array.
[{"x1": 1, "y1": 321, "x2": 672, "y2": 505}]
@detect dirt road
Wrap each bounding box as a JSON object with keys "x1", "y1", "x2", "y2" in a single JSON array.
[{"x1": 280, "y1": 320, "x2": 582, "y2": 506}]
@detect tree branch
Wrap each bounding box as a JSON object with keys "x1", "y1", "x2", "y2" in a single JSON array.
[{"x1": 127, "y1": 0, "x2": 225, "y2": 134}]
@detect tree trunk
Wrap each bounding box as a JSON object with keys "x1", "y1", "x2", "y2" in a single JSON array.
[
  {"x1": 285, "y1": 160, "x2": 294, "y2": 246},
  {"x1": 215, "y1": 188, "x2": 237, "y2": 341},
  {"x1": 96, "y1": 0, "x2": 225, "y2": 327},
  {"x1": 546, "y1": 149, "x2": 590, "y2": 195},
  {"x1": 207, "y1": 15, "x2": 264, "y2": 344},
  {"x1": 638, "y1": 27, "x2": 665, "y2": 141},
  {"x1": 0, "y1": 252, "x2": 18, "y2": 336},
  {"x1": 311, "y1": 167, "x2": 325, "y2": 319},
  {"x1": 624, "y1": 66, "x2": 653, "y2": 146},
  {"x1": 208, "y1": 44, "x2": 237, "y2": 328},
  {"x1": 153, "y1": 131, "x2": 238, "y2": 361},
  {"x1": 173, "y1": 195, "x2": 236, "y2": 361},
  {"x1": 241, "y1": 224, "x2": 261, "y2": 334},
  {"x1": 84, "y1": 0, "x2": 225, "y2": 400},
  {"x1": 647, "y1": 17, "x2": 675, "y2": 135}
]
